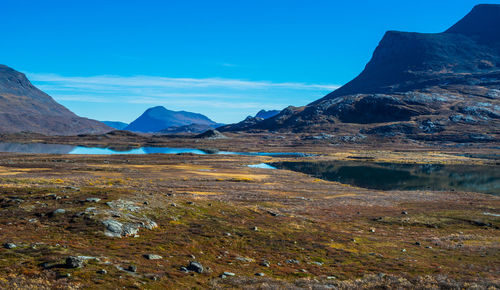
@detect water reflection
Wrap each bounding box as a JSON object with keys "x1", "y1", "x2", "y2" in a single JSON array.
[
  {"x1": 0, "y1": 142, "x2": 307, "y2": 157},
  {"x1": 271, "y1": 161, "x2": 500, "y2": 195}
]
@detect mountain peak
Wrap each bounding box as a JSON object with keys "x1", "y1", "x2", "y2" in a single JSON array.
[
  {"x1": 125, "y1": 106, "x2": 218, "y2": 133},
  {"x1": 445, "y1": 4, "x2": 500, "y2": 46}
]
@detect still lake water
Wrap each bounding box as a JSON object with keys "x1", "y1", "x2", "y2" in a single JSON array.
[
  {"x1": 271, "y1": 161, "x2": 500, "y2": 195},
  {"x1": 0, "y1": 142, "x2": 308, "y2": 157}
]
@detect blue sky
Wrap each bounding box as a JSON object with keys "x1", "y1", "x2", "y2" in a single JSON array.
[{"x1": 2, "y1": 0, "x2": 499, "y2": 123}]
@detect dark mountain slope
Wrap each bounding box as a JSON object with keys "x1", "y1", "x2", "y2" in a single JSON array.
[
  {"x1": 125, "y1": 106, "x2": 218, "y2": 133},
  {"x1": 221, "y1": 4, "x2": 500, "y2": 143},
  {"x1": 0, "y1": 65, "x2": 112, "y2": 135}
]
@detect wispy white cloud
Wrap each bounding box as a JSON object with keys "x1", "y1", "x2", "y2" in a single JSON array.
[
  {"x1": 29, "y1": 73, "x2": 340, "y2": 92},
  {"x1": 26, "y1": 72, "x2": 340, "y2": 123}
]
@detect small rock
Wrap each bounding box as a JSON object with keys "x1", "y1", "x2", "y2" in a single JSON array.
[
  {"x1": 189, "y1": 254, "x2": 196, "y2": 259},
  {"x1": 58, "y1": 273, "x2": 71, "y2": 279},
  {"x1": 286, "y1": 259, "x2": 300, "y2": 264},
  {"x1": 187, "y1": 261, "x2": 204, "y2": 273},
  {"x1": 225, "y1": 232, "x2": 232, "y2": 236},
  {"x1": 223, "y1": 272, "x2": 235, "y2": 276},
  {"x1": 3, "y1": 243, "x2": 16, "y2": 249},
  {"x1": 65, "y1": 256, "x2": 84, "y2": 268},
  {"x1": 144, "y1": 254, "x2": 163, "y2": 260},
  {"x1": 128, "y1": 265, "x2": 137, "y2": 272},
  {"x1": 300, "y1": 269, "x2": 307, "y2": 273},
  {"x1": 49, "y1": 209, "x2": 66, "y2": 217},
  {"x1": 171, "y1": 203, "x2": 177, "y2": 207},
  {"x1": 86, "y1": 198, "x2": 101, "y2": 203},
  {"x1": 220, "y1": 274, "x2": 227, "y2": 279},
  {"x1": 402, "y1": 211, "x2": 408, "y2": 215},
  {"x1": 143, "y1": 201, "x2": 149, "y2": 205},
  {"x1": 415, "y1": 241, "x2": 421, "y2": 246},
  {"x1": 261, "y1": 261, "x2": 270, "y2": 267},
  {"x1": 369, "y1": 228, "x2": 375, "y2": 233},
  {"x1": 401, "y1": 249, "x2": 407, "y2": 252},
  {"x1": 179, "y1": 266, "x2": 189, "y2": 273},
  {"x1": 252, "y1": 226, "x2": 259, "y2": 231},
  {"x1": 327, "y1": 276, "x2": 336, "y2": 279},
  {"x1": 97, "y1": 269, "x2": 107, "y2": 274},
  {"x1": 186, "y1": 201, "x2": 194, "y2": 205},
  {"x1": 255, "y1": 272, "x2": 265, "y2": 276}
]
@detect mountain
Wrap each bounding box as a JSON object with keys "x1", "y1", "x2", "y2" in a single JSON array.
[
  {"x1": 221, "y1": 4, "x2": 500, "y2": 142},
  {"x1": 125, "y1": 106, "x2": 219, "y2": 133},
  {"x1": 0, "y1": 65, "x2": 112, "y2": 135},
  {"x1": 102, "y1": 121, "x2": 128, "y2": 130},
  {"x1": 255, "y1": 109, "x2": 280, "y2": 119}
]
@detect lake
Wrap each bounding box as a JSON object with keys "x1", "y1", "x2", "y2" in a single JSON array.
[
  {"x1": 271, "y1": 161, "x2": 500, "y2": 195},
  {"x1": 0, "y1": 142, "x2": 308, "y2": 157}
]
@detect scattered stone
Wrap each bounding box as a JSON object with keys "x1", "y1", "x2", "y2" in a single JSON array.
[
  {"x1": 144, "y1": 254, "x2": 163, "y2": 260},
  {"x1": 223, "y1": 272, "x2": 235, "y2": 276},
  {"x1": 311, "y1": 261, "x2": 323, "y2": 266},
  {"x1": 49, "y1": 209, "x2": 66, "y2": 217},
  {"x1": 102, "y1": 219, "x2": 124, "y2": 238},
  {"x1": 143, "y1": 201, "x2": 149, "y2": 205},
  {"x1": 369, "y1": 228, "x2": 376, "y2": 233},
  {"x1": 3, "y1": 243, "x2": 16, "y2": 249},
  {"x1": 261, "y1": 261, "x2": 270, "y2": 267},
  {"x1": 86, "y1": 198, "x2": 101, "y2": 203},
  {"x1": 236, "y1": 257, "x2": 254, "y2": 263},
  {"x1": 187, "y1": 261, "x2": 204, "y2": 273},
  {"x1": 65, "y1": 256, "x2": 84, "y2": 268},
  {"x1": 97, "y1": 269, "x2": 107, "y2": 274},
  {"x1": 286, "y1": 259, "x2": 300, "y2": 264},
  {"x1": 58, "y1": 273, "x2": 71, "y2": 279},
  {"x1": 186, "y1": 201, "x2": 194, "y2": 205},
  {"x1": 255, "y1": 272, "x2": 265, "y2": 276},
  {"x1": 140, "y1": 219, "x2": 158, "y2": 230},
  {"x1": 327, "y1": 276, "x2": 337, "y2": 280},
  {"x1": 128, "y1": 265, "x2": 137, "y2": 272},
  {"x1": 179, "y1": 266, "x2": 189, "y2": 273},
  {"x1": 252, "y1": 226, "x2": 259, "y2": 231},
  {"x1": 300, "y1": 269, "x2": 307, "y2": 273},
  {"x1": 171, "y1": 203, "x2": 177, "y2": 207},
  {"x1": 225, "y1": 232, "x2": 232, "y2": 236},
  {"x1": 402, "y1": 211, "x2": 408, "y2": 215},
  {"x1": 401, "y1": 249, "x2": 407, "y2": 252},
  {"x1": 220, "y1": 274, "x2": 227, "y2": 279},
  {"x1": 415, "y1": 241, "x2": 421, "y2": 246},
  {"x1": 122, "y1": 224, "x2": 140, "y2": 237},
  {"x1": 189, "y1": 254, "x2": 196, "y2": 259}
]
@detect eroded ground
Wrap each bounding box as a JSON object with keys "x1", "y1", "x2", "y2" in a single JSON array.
[{"x1": 0, "y1": 139, "x2": 498, "y2": 289}]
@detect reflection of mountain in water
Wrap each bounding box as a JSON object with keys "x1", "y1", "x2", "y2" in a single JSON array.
[
  {"x1": 272, "y1": 161, "x2": 500, "y2": 195},
  {"x1": 0, "y1": 142, "x2": 75, "y2": 154}
]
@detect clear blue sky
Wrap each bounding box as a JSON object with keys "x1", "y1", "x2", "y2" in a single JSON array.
[{"x1": 2, "y1": 0, "x2": 498, "y2": 123}]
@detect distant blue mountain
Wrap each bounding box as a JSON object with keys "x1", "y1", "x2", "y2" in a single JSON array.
[
  {"x1": 125, "y1": 106, "x2": 219, "y2": 133},
  {"x1": 102, "y1": 121, "x2": 128, "y2": 130}
]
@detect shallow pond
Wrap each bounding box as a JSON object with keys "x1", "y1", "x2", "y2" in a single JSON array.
[
  {"x1": 271, "y1": 161, "x2": 500, "y2": 195},
  {"x1": 0, "y1": 142, "x2": 308, "y2": 157}
]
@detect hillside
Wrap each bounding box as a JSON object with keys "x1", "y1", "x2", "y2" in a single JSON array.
[
  {"x1": 221, "y1": 4, "x2": 500, "y2": 143},
  {"x1": 0, "y1": 65, "x2": 111, "y2": 135}
]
